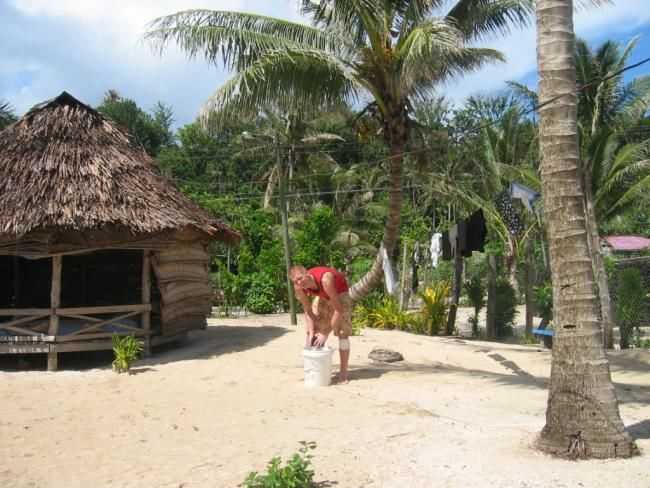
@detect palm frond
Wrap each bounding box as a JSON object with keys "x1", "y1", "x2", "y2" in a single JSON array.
[
  {"x1": 397, "y1": 18, "x2": 464, "y2": 80},
  {"x1": 199, "y1": 47, "x2": 361, "y2": 126},
  {"x1": 505, "y1": 81, "x2": 538, "y2": 111},
  {"x1": 446, "y1": 0, "x2": 534, "y2": 42},
  {"x1": 300, "y1": 0, "x2": 385, "y2": 51},
  {"x1": 300, "y1": 132, "x2": 345, "y2": 143},
  {"x1": 0, "y1": 100, "x2": 17, "y2": 131},
  {"x1": 412, "y1": 47, "x2": 505, "y2": 95},
  {"x1": 144, "y1": 9, "x2": 347, "y2": 71}
]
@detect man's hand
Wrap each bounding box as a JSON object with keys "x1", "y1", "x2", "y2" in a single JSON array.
[
  {"x1": 306, "y1": 330, "x2": 315, "y2": 347},
  {"x1": 313, "y1": 331, "x2": 329, "y2": 348}
]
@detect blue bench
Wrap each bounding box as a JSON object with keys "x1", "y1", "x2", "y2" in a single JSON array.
[
  {"x1": 533, "y1": 328, "x2": 554, "y2": 337},
  {"x1": 533, "y1": 328, "x2": 554, "y2": 348}
]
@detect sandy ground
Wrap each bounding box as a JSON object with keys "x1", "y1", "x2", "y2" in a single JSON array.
[{"x1": 1, "y1": 308, "x2": 649, "y2": 488}]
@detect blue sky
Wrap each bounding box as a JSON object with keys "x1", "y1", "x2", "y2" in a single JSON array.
[{"x1": 1, "y1": 0, "x2": 649, "y2": 129}]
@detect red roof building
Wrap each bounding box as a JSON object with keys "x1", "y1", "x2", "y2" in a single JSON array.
[{"x1": 601, "y1": 235, "x2": 650, "y2": 255}]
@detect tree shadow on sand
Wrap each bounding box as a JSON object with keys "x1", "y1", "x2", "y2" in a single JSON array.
[
  {"x1": 627, "y1": 419, "x2": 650, "y2": 440},
  {"x1": 0, "y1": 324, "x2": 289, "y2": 372},
  {"x1": 347, "y1": 356, "x2": 650, "y2": 407}
]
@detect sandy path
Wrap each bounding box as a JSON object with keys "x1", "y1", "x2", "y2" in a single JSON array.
[{"x1": 0, "y1": 311, "x2": 648, "y2": 487}]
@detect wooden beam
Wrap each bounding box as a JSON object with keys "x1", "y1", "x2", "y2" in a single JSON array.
[
  {"x1": 48, "y1": 255, "x2": 62, "y2": 371},
  {"x1": 55, "y1": 304, "x2": 151, "y2": 315},
  {"x1": 0, "y1": 308, "x2": 52, "y2": 315},
  {"x1": 55, "y1": 330, "x2": 149, "y2": 342}
]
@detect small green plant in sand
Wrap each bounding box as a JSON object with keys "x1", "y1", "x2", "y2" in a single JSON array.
[
  {"x1": 520, "y1": 333, "x2": 539, "y2": 345},
  {"x1": 418, "y1": 281, "x2": 451, "y2": 336},
  {"x1": 111, "y1": 334, "x2": 143, "y2": 373},
  {"x1": 242, "y1": 441, "x2": 317, "y2": 488}
]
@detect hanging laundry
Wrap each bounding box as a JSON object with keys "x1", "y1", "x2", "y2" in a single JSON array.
[
  {"x1": 430, "y1": 232, "x2": 442, "y2": 268},
  {"x1": 494, "y1": 190, "x2": 524, "y2": 235},
  {"x1": 457, "y1": 220, "x2": 468, "y2": 257},
  {"x1": 380, "y1": 246, "x2": 396, "y2": 293},
  {"x1": 508, "y1": 182, "x2": 540, "y2": 215},
  {"x1": 441, "y1": 222, "x2": 467, "y2": 260},
  {"x1": 462, "y1": 209, "x2": 487, "y2": 257},
  {"x1": 443, "y1": 225, "x2": 459, "y2": 260},
  {"x1": 441, "y1": 230, "x2": 451, "y2": 261},
  {"x1": 412, "y1": 242, "x2": 420, "y2": 293}
]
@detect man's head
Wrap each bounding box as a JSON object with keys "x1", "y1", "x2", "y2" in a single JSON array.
[{"x1": 290, "y1": 265, "x2": 312, "y2": 288}]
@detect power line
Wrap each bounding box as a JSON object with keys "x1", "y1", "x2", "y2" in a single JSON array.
[{"x1": 164, "y1": 57, "x2": 650, "y2": 197}]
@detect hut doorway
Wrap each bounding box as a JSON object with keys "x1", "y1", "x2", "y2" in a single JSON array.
[{"x1": 0, "y1": 250, "x2": 155, "y2": 370}]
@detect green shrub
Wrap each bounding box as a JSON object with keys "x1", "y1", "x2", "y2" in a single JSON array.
[
  {"x1": 242, "y1": 441, "x2": 317, "y2": 488},
  {"x1": 419, "y1": 281, "x2": 451, "y2": 336},
  {"x1": 613, "y1": 267, "x2": 647, "y2": 349},
  {"x1": 112, "y1": 334, "x2": 143, "y2": 373},
  {"x1": 630, "y1": 329, "x2": 650, "y2": 349},
  {"x1": 463, "y1": 277, "x2": 485, "y2": 337},
  {"x1": 245, "y1": 273, "x2": 279, "y2": 314},
  {"x1": 352, "y1": 291, "x2": 382, "y2": 332},
  {"x1": 495, "y1": 279, "x2": 518, "y2": 337},
  {"x1": 534, "y1": 282, "x2": 553, "y2": 328},
  {"x1": 294, "y1": 206, "x2": 338, "y2": 268},
  {"x1": 370, "y1": 296, "x2": 410, "y2": 330}
]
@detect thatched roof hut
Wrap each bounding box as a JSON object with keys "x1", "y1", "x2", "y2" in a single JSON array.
[
  {"x1": 0, "y1": 91, "x2": 238, "y2": 253},
  {"x1": 0, "y1": 92, "x2": 240, "y2": 370}
]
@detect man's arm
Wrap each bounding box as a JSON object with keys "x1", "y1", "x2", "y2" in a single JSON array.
[{"x1": 294, "y1": 285, "x2": 316, "y2": 346}]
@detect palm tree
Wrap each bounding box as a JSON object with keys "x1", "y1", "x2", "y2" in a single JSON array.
[
  {"x1": 239, "y1": 109, "x2": 344, "y2": 209},
  {"x1": 0, "y1": 100, "x2": 17, "y2": 131},
  {"x1": 576, "y1": 36, "x2": 650, "y2": 139},
  {"x1": 478, "y1": 96, "x2": 539, "y2": 300},
  {"x1": 143, "y1": 0, "x2": 534, "y2": 300},
  {"x1": 535, "y1": 0, "x2": 637, "y2": 458}
]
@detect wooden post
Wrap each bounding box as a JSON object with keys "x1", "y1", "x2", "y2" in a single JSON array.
[
  {"x1": 486, "y1": 253, "x2": 497, "y2": 340},
  {"x1": 446, "y1": 253, "x2": 463, "y2": 335},
  {"x1": 525, "y1": 238, "x2": 534, "y2": 339},
  {"x1": 48, "y1": 255, "x2": 62, "y2": 371},
  {"x1": 142, "y1": 250, "x2": 152, "y2": 357},
  {"x1": 276, "y1": 135, "x2": 297, "y2": 325}
]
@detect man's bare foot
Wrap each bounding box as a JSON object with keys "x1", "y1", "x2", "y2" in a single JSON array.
[{"x1": 335, "y1": 375, "x2": 349, "y2": 385}]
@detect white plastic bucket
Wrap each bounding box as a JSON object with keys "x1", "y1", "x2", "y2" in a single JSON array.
[{"x1": 302, "y1": 346, "x2": 333, "y2": 387}]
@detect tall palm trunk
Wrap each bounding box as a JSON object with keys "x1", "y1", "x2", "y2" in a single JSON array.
[
  {"x1": 350, "y1": 138, "x2": 404, "y2": 302},
  {"x1": 506, "y1": 235, "x2": 522, "y2": 301},
  {"x1": 583, "y1": 173, "x2": 614, "y2": 348},
  {"x1": 535, "y1": 0, "x2": 637, "y2": 458}
]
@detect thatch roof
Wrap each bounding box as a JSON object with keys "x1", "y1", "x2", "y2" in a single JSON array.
[{"x1": 0, "y1": 92, "x2": 240, "y2": 254}]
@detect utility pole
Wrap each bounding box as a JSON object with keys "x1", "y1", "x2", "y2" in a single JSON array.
[{"x1": 275, "y1": 135, "x2": 297, "y2": 325}]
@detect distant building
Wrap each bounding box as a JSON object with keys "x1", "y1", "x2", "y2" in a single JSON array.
[{"x1": 600, "y1": 236, "x2": 650, "y2": 257}]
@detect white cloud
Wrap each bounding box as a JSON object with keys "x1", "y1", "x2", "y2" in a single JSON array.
[{"x1": 1, "y1": 0, "x2": 648, "y2": 126}]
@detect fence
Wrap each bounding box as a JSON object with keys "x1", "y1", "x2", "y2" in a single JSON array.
[{"x1": 608, "y1": 256, "x2": 650, "y2": 347}]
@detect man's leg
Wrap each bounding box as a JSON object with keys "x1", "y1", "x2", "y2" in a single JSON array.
[{"x1": 337, "y1": 334, "x2": 350, "y2": 384}]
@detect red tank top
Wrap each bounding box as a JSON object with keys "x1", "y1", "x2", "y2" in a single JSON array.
[{"x1": 303, "y1": 267, "x2": 349, "y2": 299}]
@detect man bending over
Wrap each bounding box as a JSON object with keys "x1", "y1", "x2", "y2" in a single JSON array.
[{"x1": 290, "y1": 265, "x2": 352, "y2": 384}]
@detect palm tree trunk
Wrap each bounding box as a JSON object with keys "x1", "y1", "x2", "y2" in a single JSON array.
[
  {"x1": 535, "y1": 0, "x2": 637, "y2": 458},
  {"x1": 583, "y1": 174, "x2": 614, "y2": 349},
  {"x1": 525, "y1": 237, "x2": 534, "y2": 338},
  {"x1": 349, "y1": 142, "x2": 404, "y2": 302},
  {"x1": 507, "y1": 234, "x2": 522, "y2": 301}
]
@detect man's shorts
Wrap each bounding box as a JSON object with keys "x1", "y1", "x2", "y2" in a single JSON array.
[{"x1": 312, "y1": 293, "x2": 352, "y2": 337}]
